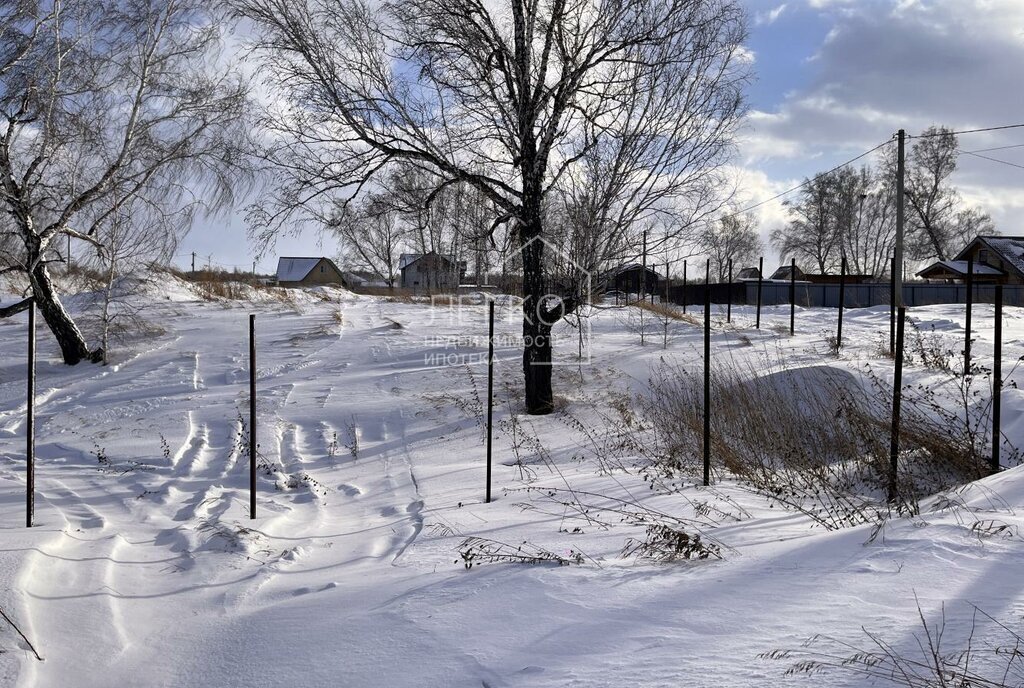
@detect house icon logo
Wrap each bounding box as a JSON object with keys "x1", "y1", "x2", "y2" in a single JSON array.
[{"x1": 419, "y1": 234, "x2": 595, "y2": 367}]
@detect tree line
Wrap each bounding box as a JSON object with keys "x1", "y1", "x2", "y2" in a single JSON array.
[
  {"x1": 770, "y1": 127, "x2": 993, "y2": 277},
  {"x1": 2, "y1": 0, "x2": 750, "y2": 415},
  {"x1": 0, "y1": 0, "x2": 998, "y2": 415}
]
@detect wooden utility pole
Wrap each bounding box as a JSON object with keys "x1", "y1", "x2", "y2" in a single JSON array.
[{"x1": 894, "y1": 129, "x2": 906, "y2": 308}]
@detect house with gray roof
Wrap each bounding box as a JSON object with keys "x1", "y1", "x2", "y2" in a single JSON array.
[
  {"x1": 917, "y1": 236, "x2": 1024, "y2": 284},
  {"x1": 275, "y1": 257, "x2": 349, "y2": 288},
  {"x1": 399, "y1": 252, "x2": 465, "y2": 293}
]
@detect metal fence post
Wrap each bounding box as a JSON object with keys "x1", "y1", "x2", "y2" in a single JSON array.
[
  {"x1": 992, "y1": 284, "x2": 1003, "y2": 473},
  {"x1": 889, "y1": 307, "x2": 906, "y2": 501},
  {"x1": 663, "y1": 263, "x2": 670, "y2": 350},
  {"x1": 837, "y1": 257, "x2": 846, "y2": 350},
  {"x1": 682, "y1": 260, "x2": 687, "y2": 314},
  {"x1": 726, "y1": 259, "x2": 732, "y2": 323},
  {"x1": 965, "y1": 257, "x2": 974, "y2": 375},
  {"x1": 26, "y1": 300, "x2": 35, "y2": 528},
  {"x1": 789, "y1": 258, "x2": 795, "y2": 336},
  {"x1": 756, "y1": 256, "x2": 763, "y2": 329},
  {"x1": 486, "y1": 301, "x2": 494, "y2": 502},
  {"x1": 249, "y1": 314, "x2": 257, "y2": 519},
  {"x1": 703, "y1": 259, "x2": 711, "y2": 487}
]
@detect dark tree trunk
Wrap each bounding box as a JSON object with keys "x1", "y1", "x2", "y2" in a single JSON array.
[
  {"x1": 519, "y1": 186, "x2": 554, "y2": 415},
  {"x1": 28, "y1": 254, "x2": 99, "y2": 365}
]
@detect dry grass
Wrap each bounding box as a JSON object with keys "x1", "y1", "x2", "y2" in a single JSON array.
[
  {"x1": 641, "y1": 355, "x2": 996, "y2": 528},
  {"x1": 635, "y1": 300, "x2": 689, "y2": 321}
]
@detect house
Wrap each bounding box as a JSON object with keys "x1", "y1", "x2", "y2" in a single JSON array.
[
  {"x1": 399, "y1": 252, "x2": 466, "y2": 293},
  {"x1": 768, "y1": 264, "x2": 807, "y2": 282},
  {"x1": 735, "y1": 266, "x2": 761, "y2": 282},
  {"x1": 275, "y1": 257, "x2": 349, "y2": 288},
  {"x1": 917, "y1": 235, "x2": 1024, "y2": 284},
  {"x1": 769, "y1": 263, "x2": 872, "y2": 283},
  {"x1": 606, "y1": 264, "x2": 661, "y2": 295}
]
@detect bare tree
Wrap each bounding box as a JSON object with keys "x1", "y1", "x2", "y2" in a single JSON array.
[
  {"x1": 385, "y1": 164, "x2": 469, "y2": 292},
  {"x1": 905, "y1": 126, "x2": 961, "y2": 261},
  {"x1": 84, "y1": 200, "x2": 182, "y2": 362},
  {"x1": 842, "y1": 153, "x2": 895, "y2": 278},
  {"x1": 704, "y1": 212, "x2": 760, "y2": 281},
  {"x1": 331, "y1": 195, "x2": 406, "y2": 287},
  {"x1": 0, "y1": 0, "x2": 248, "y2": 363},
  {"x1": 231, "y1": 0, "x2": 749, "y2": 413},
  {"x1": 772, "y1": 172, "x2": 840, "y2": 274},
  {"x1": 950, "y1": 206, "x2": 995, "y2": 248}
]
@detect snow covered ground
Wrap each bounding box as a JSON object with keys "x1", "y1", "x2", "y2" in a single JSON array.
[{"x1": 0, "y1": 278, "x2": 1022, "y2": 687}]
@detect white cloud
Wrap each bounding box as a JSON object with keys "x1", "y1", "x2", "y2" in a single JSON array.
[
  {"x1": 755, "y1": 3, "x2": 788, "y2": 25},
  {"x1": 739, "y1": 0, "x2": 1024, "y2": 235}
]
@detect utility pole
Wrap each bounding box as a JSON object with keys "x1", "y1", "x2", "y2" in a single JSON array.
[
  {"x1": 191, "y1": 251, "x2": 196, "y2": 274},
  {"x1": 894, "y1": 129, "x2": 906, "y2": 308}
]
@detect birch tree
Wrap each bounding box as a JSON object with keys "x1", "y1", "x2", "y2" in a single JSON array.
[
  {"x1": 0, "y1": 0, "x2": 248, "y2": 363},
  {"x1": 703, "y1": 212, "x2": 760, "y2": 281}
]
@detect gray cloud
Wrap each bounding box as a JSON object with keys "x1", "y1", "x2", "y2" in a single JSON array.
[{"x1": 741, "y1": 0, "x2": 1024, "y2": 234}]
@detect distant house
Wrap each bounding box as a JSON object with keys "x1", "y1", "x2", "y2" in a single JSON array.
[
  {"x1": 607, "y1": 264, "x2": 661, "y2": 295},
  {"x1": 917, "y1": 235, "x2": 1024, "y2": 284},
  {"x1": 735, "y1": 266, "x2": 761, "y2": 282},
  {"x1": 276, "y1": 257, "x2": 349, "y2": 288},
  {"x1": 399, "y1": 252, "x2": 465, "y2": 293},
  {"x1": 769, "y1": 263, "x2": 872, "y2": 284},
  {"x1": 768, "y1": 264, "x2": 807, "y2": 282}
]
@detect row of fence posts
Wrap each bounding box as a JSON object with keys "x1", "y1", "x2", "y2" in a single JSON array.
[
  {"x1": 20, "y1": 307, "x2": 260, "y2": 526},
  {"x1": 689, "y1": 269, "x2": 1004, "y2": 495},
  {"x1": 600, "y1": 253, "x2": 999, "y2": 494},
  {"x1": 674, "y1": 254, "x2": 982, "y2": 364},
  {"x1": 13, "y1": 282, "x2": 1009, "y2": 523}
]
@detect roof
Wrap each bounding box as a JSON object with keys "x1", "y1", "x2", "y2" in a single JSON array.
[
  {"x1": 612, "y1": 264, "x2": 661, "y2": 275},
  {"x1": 769, "y1": 264, "x2": 806, "y2": 280},
  {"x1": 916, "y1": 260, "x2": 1004, "y2": 278},
  {"x1": 955, "y1": 235, "x2": 1024, "y2": 277},
  {"x1": 399, "y1": 252, "x2": 458, "y2": 270},
  {"x1": 275, "y1": 257, "x2": 342, "y2": 282}
]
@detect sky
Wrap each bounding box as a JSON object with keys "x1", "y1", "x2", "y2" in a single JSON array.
[{"x1": 179, "y1": 0, "x2": 1024, "y2": 275}]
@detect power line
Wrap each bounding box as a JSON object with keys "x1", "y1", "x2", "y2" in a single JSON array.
[
  {"x1": 724, "y1": 138, "x2": 894, "y2": 219},
  {"x1": 909, "y1": 123, "x2": 1024, "y2": 138},
  {"x1": 959, "y1": 148, "x2": 1024, "y2": 171},
  {"x1": 965, "y1": 143, "x2": 1024, "y2": 154}
]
